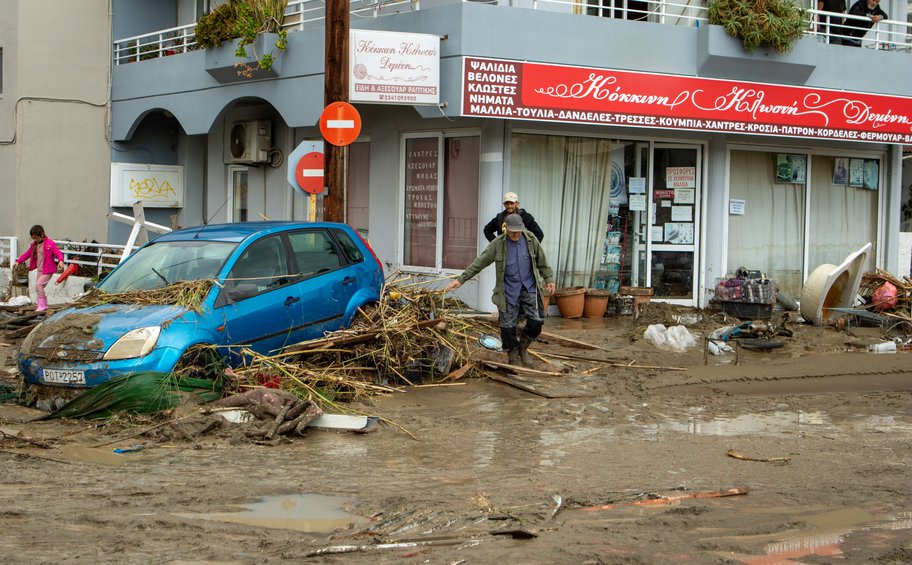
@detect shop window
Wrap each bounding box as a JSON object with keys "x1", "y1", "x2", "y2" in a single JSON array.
[
  {"x1": 512, "y1": 134, "x2": 646, "y2": 289},
  {"x1": 346, "y1": 141, "x2": 370, "y2": 237},
  {"x1": 0, "y1": 48, "x2": 3, "y2": 95},
  {"x1": 808, "y1": 155, "x2": 877, "y2": 274},
  {"x1": 728, "y1": 150, "x2": 807, "y2": 297},
  {"x1": 402, "y1": 134, "x2": 479, "y2": 270}
]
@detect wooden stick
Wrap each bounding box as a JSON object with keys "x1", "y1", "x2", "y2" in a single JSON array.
[
  {"x1": 479, "y1": 359, "x2": 563, "y2": 376},
  {"x1": 726, "y1": 449, "x2": 791, "y2": 464},
  {"x1": 411, "y1": 383, "x2": 466, "y2": 388},
  {"x1": 537, "y1": 331, "x2": 606, "y2": 351},
  {"x1": 446, "y1": 363, "x2": 474, "y2": 381},
  {"x1": 539, "y1": 351, "x2": 626, "y2": 363}
]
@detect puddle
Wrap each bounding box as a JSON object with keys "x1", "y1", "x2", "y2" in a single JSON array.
[
  {"x1": 713, "y1": 507, "x2": 912, "y2": 564},
  {"x1": 177, "y1": 494, "x2": 367, "y2": 533}
]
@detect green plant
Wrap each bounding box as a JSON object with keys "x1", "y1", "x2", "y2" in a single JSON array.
[
  {"x1": 708, "y1": 0, "x2": 808, "y2": 54},
  {"x1": 194, "y1": 0, "x2": 288, "y2": 73}
]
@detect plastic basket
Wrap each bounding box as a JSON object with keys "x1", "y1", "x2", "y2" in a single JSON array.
[{"x1": 719, "y1": 301, "x2": 773, "y2": 320}]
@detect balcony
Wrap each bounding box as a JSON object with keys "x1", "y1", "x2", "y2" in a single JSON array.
[{"x1": 112, "y1": 0, "x2": 912, "y2": 65}]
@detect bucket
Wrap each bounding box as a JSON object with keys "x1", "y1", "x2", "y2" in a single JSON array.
[
  {"x1": 583, "y1": 289, "x2": 611, "y2": 318},
  {"x1": 554, "y1": 286, "x2": 586, "y2": 318}
]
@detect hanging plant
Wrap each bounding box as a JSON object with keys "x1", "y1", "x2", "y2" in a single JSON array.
[
  {"x1": 708, "y1": 0, "x2": 808, "y2": 54},
  {"x1": 194, "y1": 0, "x2": 288, "y2": 74}
]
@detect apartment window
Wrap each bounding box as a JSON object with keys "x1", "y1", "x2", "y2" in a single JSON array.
[
  {"x1": 196, "y1": 0, "x2": 211, "y2": 20},
  {"x1": 402, "y1": 134, "x2": 480, "y2": 271}
]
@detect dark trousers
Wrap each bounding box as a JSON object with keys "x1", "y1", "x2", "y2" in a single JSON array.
[{"x1": 499, "y1": 288, "x2": 544, "y2": 351}]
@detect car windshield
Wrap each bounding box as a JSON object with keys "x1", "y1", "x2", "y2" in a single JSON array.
[{"x1": 98, "y1": 240, "x2": 237, "y2": 292}]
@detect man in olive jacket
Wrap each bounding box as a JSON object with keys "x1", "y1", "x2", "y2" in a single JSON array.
[{"x1": 445, "y1": 214, "x2": 556, "y2": 367}]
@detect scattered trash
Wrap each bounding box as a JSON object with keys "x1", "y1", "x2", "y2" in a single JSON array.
[
  {"x1": 112, "y1": 444, "x2": 144, "y2": 454},
  {"x1": 644, "y1": 324, "x2": 695, "y2": 352},
  {"x1": 0, "y1": 296, "x2": 31, "y2": 307},
  {"x1": 867, "y1": 341, "x2": 896, "y2": 354}
]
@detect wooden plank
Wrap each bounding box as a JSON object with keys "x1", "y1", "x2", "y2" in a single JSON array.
[
  {"x1": 445, "y1": 362, "x2": 474, "y2": 382},
  {"x1": 479, "y1": 359, "x2": 563, "y2": 377}
]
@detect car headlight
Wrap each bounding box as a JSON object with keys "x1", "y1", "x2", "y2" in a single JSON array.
[
  {"x1": 103, "y1": 326, "x2": 161, "y2": 360},
  {"x1": 20, "y1": 323, "x2": 42, "y2": 355}
]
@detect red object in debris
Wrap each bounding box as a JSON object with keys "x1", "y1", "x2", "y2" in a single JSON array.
[
  {"x1": 256, "y1": 373, "x2": 281, "y2": 389},
  {"x1": 872, "y1": 281, "x2": 898, "y2": 311},
  {"x1": 55, "y1": 264, "x2": 79, "y2": 285}
]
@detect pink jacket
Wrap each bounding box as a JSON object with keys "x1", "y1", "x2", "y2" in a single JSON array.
[{"x1": 17, "y1": 238, "x2": 65, "y2": 275}]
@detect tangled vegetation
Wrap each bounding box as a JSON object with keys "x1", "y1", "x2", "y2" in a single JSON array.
[
  {"x1": 194, "y1": 0, "x2": 288, "y2": 72},
  {"x1": 709, "y1": 0, "x2": 808, "y2": 54}
]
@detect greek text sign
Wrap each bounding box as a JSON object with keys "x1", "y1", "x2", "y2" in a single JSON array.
[
  {"x1": 110, "y1": 163, "x2": 183, "y2": 208},
  {"x1": 351, "y1": 29, "x2": 440, "y2": 105},
  {"x1": 461, "y1": 56, "x2": 912, "y2": 144}
]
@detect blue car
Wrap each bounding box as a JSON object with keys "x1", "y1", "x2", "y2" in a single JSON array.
[{"x1": 19, "y1": 222, "x2": 384, "y2": 388}]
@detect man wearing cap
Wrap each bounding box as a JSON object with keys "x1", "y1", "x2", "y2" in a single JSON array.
[
  {"x1": 483, "y1": 192, "x2": 544, "y2": 243},
  {"x1": 445, "y1": 213, "x2": 556, "y2": 367}
]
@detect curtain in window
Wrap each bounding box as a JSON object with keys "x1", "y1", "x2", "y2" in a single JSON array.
[
  {"x1": 443, "y1": 137, "x2": 480, "y2": 269},
  {"x1": 727, "y1": 150, "x2": 805, "y2": 296},
  {"x1": 346, "y1": 142, "x2": 370, "y2": 237},
  {"x1": 511, "y1": 134, "x2": 611, "y2": 288},
  {"x1": 808, "y1": 156, "x2": 877, "y2": 272}
]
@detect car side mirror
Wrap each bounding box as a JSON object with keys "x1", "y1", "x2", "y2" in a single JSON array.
[{"x1": 226, "y1": 283, "x2": 258, "y2": 303}]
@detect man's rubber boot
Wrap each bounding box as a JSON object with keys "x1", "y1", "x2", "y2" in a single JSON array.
[
  {"x1": 507, "y1": 348, "x2": 522, "y2": 366},
  {"x1": 518, "y1": 334, "x2": 534, "y2": 367}
]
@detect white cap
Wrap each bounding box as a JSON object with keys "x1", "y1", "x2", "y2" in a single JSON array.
[{"x1": 503, "y1": 192, "x2": 519, "y2": 203}]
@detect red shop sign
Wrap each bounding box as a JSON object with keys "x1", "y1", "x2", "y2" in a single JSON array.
[{"x1": 461, "y1": 56, "x2": 912, "y2": 144}]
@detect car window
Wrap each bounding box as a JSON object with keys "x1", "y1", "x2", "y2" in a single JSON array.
[
  {"x1": 227, "y1": 235, "x2": 291, "y2": 295},
  {"x1": 332, "y1": 229, "x2": 364, "y2": 264},
  {"x1": 287, "y1": 230, "x2": 343, "y2": 276},
  {"x1": 98, "y1": 241, "x2": 236, "y2": 292}
]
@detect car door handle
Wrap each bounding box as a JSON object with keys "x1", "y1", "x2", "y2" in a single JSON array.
[
  {"x1": 342, "y1": 276, "x2": 356, "y2": 285},
  {"x1": 284, "y1": 296, "x2": 300, "y2": 306}
]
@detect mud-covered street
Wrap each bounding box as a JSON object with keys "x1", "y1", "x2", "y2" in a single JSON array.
[{"x1": 1, "y1": 310, "x2": 911, "y2": 564}]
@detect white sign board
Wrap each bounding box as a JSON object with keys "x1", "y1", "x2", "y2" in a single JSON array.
[
  {"x1": 110, "y1": 163, "x2": 184, "y2": 208},
  {"x1": 666, "y1": 166, "x2": 695, "y2": 188},
  {"x1": 350, "y1": 29, "x2": 440, "y2": 105}
]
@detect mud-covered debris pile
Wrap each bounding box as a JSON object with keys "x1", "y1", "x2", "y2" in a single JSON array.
[
  {"x1": 860, "y1": 269, "x2": 912, "y2": 323},
  {"x1": 75, "y1": 279, "x2": 216, "y2": 312},
  {"x1": 228, "y1": 285, "x2": 494, "y2": 403}
]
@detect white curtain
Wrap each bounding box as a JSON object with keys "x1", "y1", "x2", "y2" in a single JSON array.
[
  {"x1": 728, "y1": 151, "x2": 806, "y2": 297},
  {"x1": 808, "y1": 156, "x2": 877, "y2": 273},
  {"x1": 511, "y1": 134, "x2": 611, "y2": 288}
]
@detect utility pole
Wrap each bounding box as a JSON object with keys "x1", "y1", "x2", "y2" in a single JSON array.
[{"x1": 323, "y1": 0, "x2": 348, "y2": 223}]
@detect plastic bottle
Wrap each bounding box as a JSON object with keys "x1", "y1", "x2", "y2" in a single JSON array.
[{"x1": 867, "y1": 341, "x2": 896, "y2": 354}]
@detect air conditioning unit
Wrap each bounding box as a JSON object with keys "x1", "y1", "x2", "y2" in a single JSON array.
[{"x1": 228, "y1": 120, "x2": 272, "y2": 164}]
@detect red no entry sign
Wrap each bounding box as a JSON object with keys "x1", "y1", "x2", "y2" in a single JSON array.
[
  {"x1": 295, "y1": 151, "x2": 325, "y2": 194},
  {"x1": 319, "y1": 102, "x2": 362, "y2": 147}
]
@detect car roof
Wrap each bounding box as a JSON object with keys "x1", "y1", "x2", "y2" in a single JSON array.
[{"x1": 151, "y1": 221, "x2": 350, "y2": 244}]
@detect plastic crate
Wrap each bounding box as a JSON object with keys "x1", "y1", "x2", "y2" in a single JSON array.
[{"x1": 719, "y1": 301, "x2": 773, "y2": 320}]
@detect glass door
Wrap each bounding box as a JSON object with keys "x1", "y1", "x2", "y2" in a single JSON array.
[{"x1": 649, "y1": 144, "x2": 701, "y2": 304}]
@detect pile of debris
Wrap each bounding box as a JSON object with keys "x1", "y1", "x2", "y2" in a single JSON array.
[
  {"x1": 860, "y1": 269, "x2": 912, "y2": 324},
  {"x1": 226, "y1": 285, "x2": 496, "y2": 404}
]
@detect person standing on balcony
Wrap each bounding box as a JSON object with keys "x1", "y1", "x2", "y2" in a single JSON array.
[
  {"x1": 445, "y1": 214, "x2": 556, "y2": 367},
  {"x1": 15, "y1": 225, "x2": 65, "y2": 312},
  {"x1": 817, "y1": 0, "x2": 846, "y2": 44},
  {"x1": 842, "y1": 0, "x2": 887, "y2": 47},
  {"x1": 483, "y1": 192, "x2": 544, "y2": 243}
]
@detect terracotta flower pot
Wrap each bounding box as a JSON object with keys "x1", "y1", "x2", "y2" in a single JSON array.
[
  {"x1": 541, "y1": 292, "x2": 551, "y2": 313},
  {"x1": 583, "y1": 289, "x2": 612, "y2": 318},
  {"x1": 554, "y1": 286, "x2": 586, "y2": 318}
]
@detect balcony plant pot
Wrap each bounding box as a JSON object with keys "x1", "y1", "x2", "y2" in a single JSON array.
[
  {"x1": 583, "y1": 289, "x2": 612, "y2": 318},
  {"x1": 541, "y1": 291, "x2": 552, "y2": 313},
  {"x1": 554, "y1": 286, "x2": 586, "y2": 319},
  {"x1": 205, "y1": 32, "x2": 282, "y2": 83}
]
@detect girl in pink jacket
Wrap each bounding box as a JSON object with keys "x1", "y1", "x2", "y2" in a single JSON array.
[{"x1": 15, "y1": 225, "x2": 65, "y2": 312}]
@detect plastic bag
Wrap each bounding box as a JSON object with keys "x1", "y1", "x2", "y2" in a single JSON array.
[
  {"x1": 872, "y1": 281, "x2": 898, "y2": 312},
  {"x1": 644, "y1": 324, "x2": 696, "y2": 352}
]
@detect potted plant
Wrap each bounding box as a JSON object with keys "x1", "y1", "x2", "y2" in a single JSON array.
[
  {"x1": 708, "y1": 0, "x2": 808, "y2": 54},
  {"x1": 196, "y1": 0, "x2": 288, "y2": 76}
]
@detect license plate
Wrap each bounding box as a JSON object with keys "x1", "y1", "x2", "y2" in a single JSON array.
[{"x1": 42, "y1": 369, "x2": 86, "y2": 385}]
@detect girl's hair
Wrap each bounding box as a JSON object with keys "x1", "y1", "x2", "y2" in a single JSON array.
[{"x1": 29, "y1": 225, "x2": 46, "y2": 238}]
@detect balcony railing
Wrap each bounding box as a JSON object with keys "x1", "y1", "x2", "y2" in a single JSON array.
[{"x1": 112, "y1": 0, "x2": 912, "y2": 65}]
